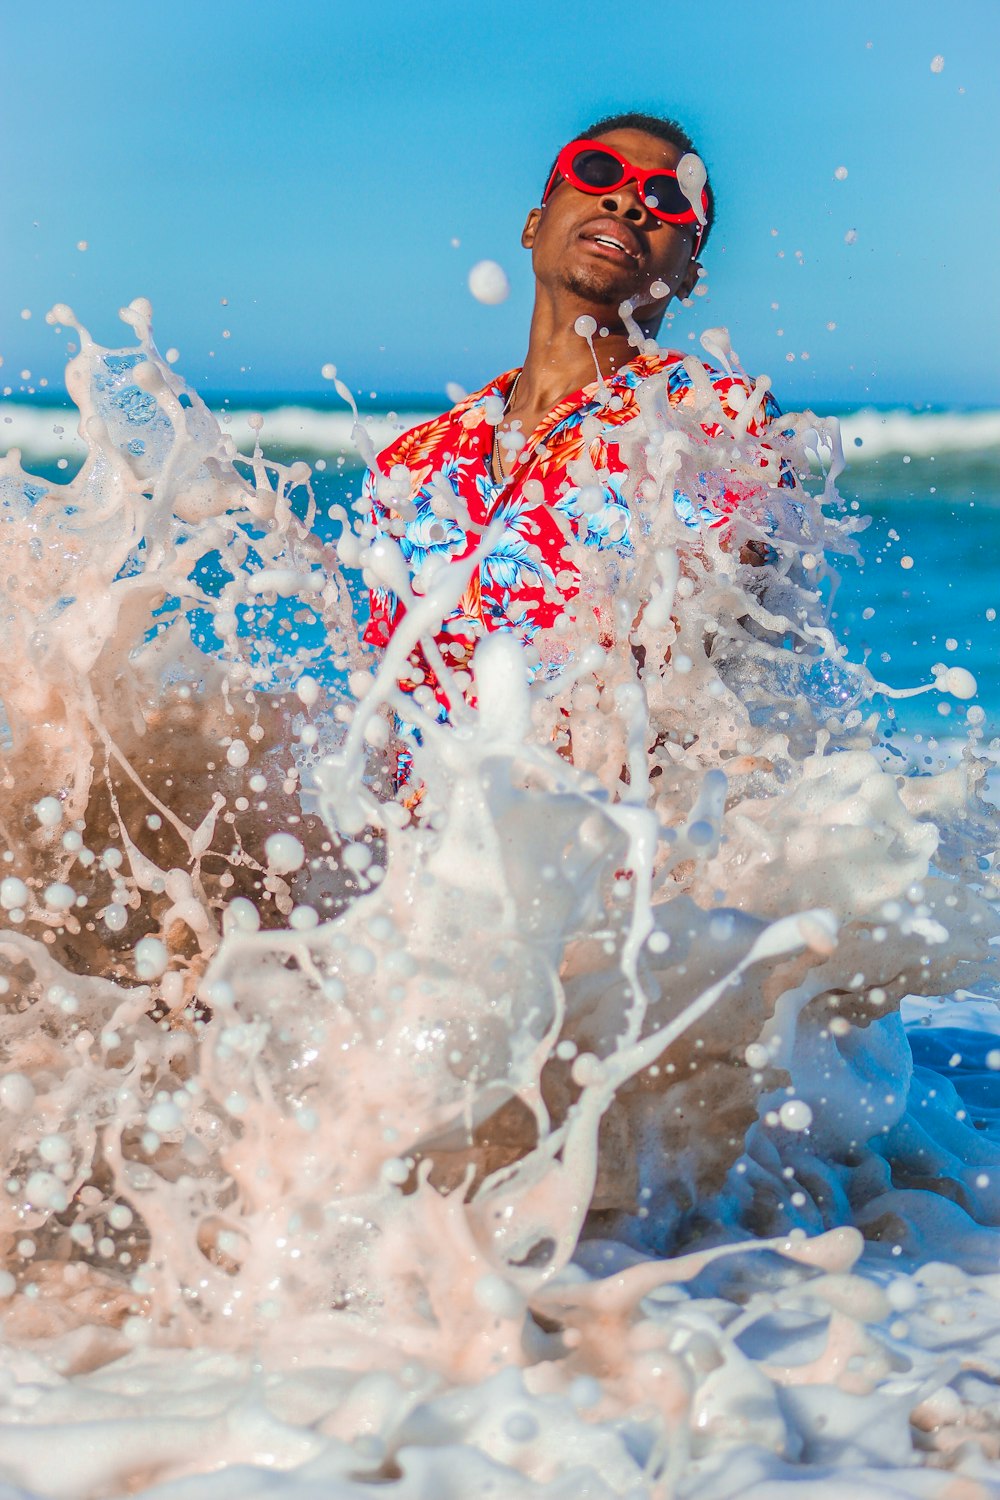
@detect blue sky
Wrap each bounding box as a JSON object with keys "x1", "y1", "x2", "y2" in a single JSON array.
[{"x1": 1, "y1": 0, "x2": 997, "y2": 407}]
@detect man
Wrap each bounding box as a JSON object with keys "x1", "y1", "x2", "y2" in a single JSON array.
[
  {"x1": 362, "y1": 111, "x2": 785, "y2": 727},
  {"x1": 353, "y1": 114, "x2": 793, "y2": 1213}
]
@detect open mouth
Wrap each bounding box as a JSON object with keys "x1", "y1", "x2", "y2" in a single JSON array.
[
  {"x1": 579, "y1": 221, "x2": 642, "y2": 263},
  {"x1": 589, "y1": 234, "x2": 636, "y2": 259}
]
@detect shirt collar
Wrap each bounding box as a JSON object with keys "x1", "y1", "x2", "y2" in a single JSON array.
[
  {"x1": 465, "y1": 350, "x2": 682, "y2": 417},
  {"x1": 457, "y1": 350, "x2": 684, "y2": 467}
]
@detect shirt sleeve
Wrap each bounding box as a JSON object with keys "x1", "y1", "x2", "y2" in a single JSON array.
[{"x1": 664, "y1": 364, "x2": 799, "y2": 531}]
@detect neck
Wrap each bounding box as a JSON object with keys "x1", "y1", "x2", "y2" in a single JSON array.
[{"x1": 513, "y1": 285, "x2": 663, "y2": 419}]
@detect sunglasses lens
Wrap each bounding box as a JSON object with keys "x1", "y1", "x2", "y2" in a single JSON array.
[
  {"x1": 642, "y1": 174, "x2": 691, "y2": 218},
  {"x1": 570, "y1": 147, "x2": 624, "y2": 190}
]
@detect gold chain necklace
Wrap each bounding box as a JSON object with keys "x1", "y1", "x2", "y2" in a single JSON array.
[{"x1": 490, "y1": 370, "x2": 522, "y2": 483}]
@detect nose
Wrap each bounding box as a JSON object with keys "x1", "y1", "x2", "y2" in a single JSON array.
[{"x1": 600, "y1": 182, "x2": 653, "y2": 225}]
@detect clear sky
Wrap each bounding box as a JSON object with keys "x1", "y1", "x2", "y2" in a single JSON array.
[{"x1": 1, "y1": 0, "x2": 997, "y2": 408}]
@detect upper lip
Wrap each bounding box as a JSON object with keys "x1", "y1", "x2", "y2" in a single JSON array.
[{"x1": 578, "y1": 216, "x2": 644, "y2": 262}]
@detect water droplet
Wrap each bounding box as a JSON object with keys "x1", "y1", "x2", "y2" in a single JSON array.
[
  {"x1": 43, "y1": 882, "x2": 75, "y2": 911},
  {"x1": 778, "y1": 1099, "x2": 813, "y2": 1132},
  {"x1": 939, "y1": 666, "x2": 976, "y2": 700},
  {"x1": 468, "y1": 260, "x2": 510, "y2": 305},
  {"x1": 265, "y1": 832, "x2": 305, "y2": 873},
  {"x1": 0, "y1": 878, "x2": 29, "y2": 911},
  {"x1": 134, "y1": 936, "x2": 169, "y2": 979}
]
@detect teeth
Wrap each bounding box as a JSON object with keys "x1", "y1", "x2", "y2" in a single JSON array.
[{"x1": 593, "y1": 235, "x2": 631, "y2": 255}]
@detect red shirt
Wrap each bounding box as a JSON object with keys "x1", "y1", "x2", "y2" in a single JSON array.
[{"x1": 362, "y1": 351, "x2": 786, "y2": 708}]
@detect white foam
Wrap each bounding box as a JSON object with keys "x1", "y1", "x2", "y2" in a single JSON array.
[
  {"x1": 838, "y1": 406, "x2": 1000, "y2": 461},
  {"x1": 0, "y1": 403, "x2": 84, "y2": 459},
  {"x1": 0, "y1": 402, "x2": 438, "y2": 464}
]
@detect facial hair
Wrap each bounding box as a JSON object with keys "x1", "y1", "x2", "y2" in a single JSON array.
[{"x1": 558, "y1": 261, "x2": 630, "y2": 306}]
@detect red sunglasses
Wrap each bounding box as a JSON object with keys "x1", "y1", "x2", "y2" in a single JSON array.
[{"x1": 543, "y1": 140, "x2": 708, "y2": 254}]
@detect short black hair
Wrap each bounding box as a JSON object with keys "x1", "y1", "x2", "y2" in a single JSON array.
[{"x1": 542, "y1": 110, "x2": 715, "y2": 253}]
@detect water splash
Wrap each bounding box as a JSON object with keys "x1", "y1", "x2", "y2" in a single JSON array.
[{"x1": 1, "y1": 303, "x2": 999, "y2": 1497}]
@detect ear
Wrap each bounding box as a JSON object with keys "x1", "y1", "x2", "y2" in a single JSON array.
[
  {"x1": 521, "y1": 206, "x2": 542, "y2": 249},
  {"x1": 677, "y1": 256, "x2": 701, "y2": 301}
]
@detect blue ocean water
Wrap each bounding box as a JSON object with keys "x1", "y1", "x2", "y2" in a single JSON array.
[
  {"x1": 5, "y1": 395, "x2": 999, "y2": 739},
  {"x1": 827, "y1": 446, "x2": 999, "y2": 739}
]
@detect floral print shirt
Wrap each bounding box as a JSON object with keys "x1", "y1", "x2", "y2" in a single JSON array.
[{"x1": 362, "y1": 351, "x2": 787, "y2": 708}]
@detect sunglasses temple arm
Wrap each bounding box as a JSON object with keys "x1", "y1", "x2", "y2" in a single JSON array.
[{"x1": 540, "y1": 164, "x2": 561, "y2": 206}]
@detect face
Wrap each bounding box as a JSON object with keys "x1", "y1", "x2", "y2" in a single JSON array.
[{"x1": 522, "y1": 128, "x2": 703, "y2": 328}]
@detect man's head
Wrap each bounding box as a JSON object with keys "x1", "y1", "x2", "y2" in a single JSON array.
[{"x1": 522, "y1": 111, "x2": 714, "y2": 335}]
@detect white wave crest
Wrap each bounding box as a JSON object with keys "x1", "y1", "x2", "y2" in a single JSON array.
[
  {"x1": 0, "y1": 403, "x2": 438, "y2": 465},
  {"x1": 4, "y1": 399, "x2": 999, "y2": 466},
  {"x1": 838, "y1": 407, "x2": 1000, "y2": 461},
  {"x1": 220, "y1": 405, "x2": 438, "y2": 458}
]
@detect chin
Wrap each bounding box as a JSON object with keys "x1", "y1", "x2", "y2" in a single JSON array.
[{"x1": 560, "y1": 266, "x2": 636, "y2": 307}]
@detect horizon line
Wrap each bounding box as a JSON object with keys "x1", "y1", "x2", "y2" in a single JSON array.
[{"x1": 3, "y1": 390, "x2": 1000, "y2": 416}]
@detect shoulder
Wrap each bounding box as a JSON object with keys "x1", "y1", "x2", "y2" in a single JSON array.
[
  {"x1": 602, "y1": 350, "x2": 780, "y2": 435},
  {"x1": 372, "y1": 408, "x2": 458, "y2": 477},
  {"x1": 648, "y1": 351, "x2": 783, "y2": 434},
  {"x1": 372, "y1": 369, "x2": 518, "y2": 474}
]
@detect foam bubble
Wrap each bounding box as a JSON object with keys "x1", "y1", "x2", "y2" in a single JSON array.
[
  {"x1": 226, "y1": 739, "x2": 250, "y2": 768},
  {"x1": 0, "y1": 1073, "x2": 35, "y2": 1113},
  {"x1": 43, "y1": 881, "x2": 75, "y2": 910},
  {"x1": 34, "y1": 796, "x2": 63, "y2": 827},
  {"x1": 265, "y1": 832, "x2": 305, "y2": 872},
  {"x1": 0, "y1": 877, "x2": 29, "y2": 911},
  {"x1": 296, "y1": 675, "x2": 320, "y2": 707},
  {"x1": 134, "y1": 936, "x2": 169, "y2": 979}
]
